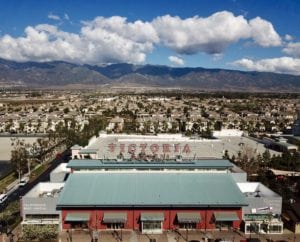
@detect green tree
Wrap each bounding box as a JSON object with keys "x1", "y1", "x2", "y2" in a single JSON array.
[
  {"x1": 262, "y1": 150, "x2": 271, "y2": 164},
  {"x1": 22, "y1": 224, "x2": 58, "y2": 241},
  {"x1": 10, "y1": 139, "x2": 29, "y2": 180},
  {"x1": 214, "y1": 121, "x2": 222, "y2": 131}
]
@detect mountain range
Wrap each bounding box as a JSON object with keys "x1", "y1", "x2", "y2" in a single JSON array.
[{"x1": 0, "y1": 58, "x2": 300, "y2": 92}]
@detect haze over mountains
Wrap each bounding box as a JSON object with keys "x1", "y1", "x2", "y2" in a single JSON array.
[{"x1": 0, "y1": 58, "x2": 299, "y2": 92}]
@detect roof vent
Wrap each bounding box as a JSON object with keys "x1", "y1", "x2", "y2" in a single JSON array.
[{"x1": 255, "y1": 190, "x2": 261, "y2": 197}]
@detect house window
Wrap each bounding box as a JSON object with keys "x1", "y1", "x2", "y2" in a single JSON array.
[
  {"x1": 69, "y1": 221, "x2": 88, "y2": 229},
  {"x1": 215, "y1": 221, "x2": 232, "y2": 230},
  {"x1": 179, "y1": 223, "x2": 196, "y2": 229},
  {"x1": 245, "y1": 223, "x2": 259, "y2": 234},
  {"x1": 107, "y1": 223, "x2": 124, "y2": 230},
  {"x1": 269, "y1": 224, "x2": 282, "y2": 233},
  {"x1": 142, "y1": 221, "x2": 162, "y2": 232}
]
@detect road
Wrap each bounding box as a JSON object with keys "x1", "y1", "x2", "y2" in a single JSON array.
[{"x1": 0, "y1": 149, "x2": 70, "y2": 210}]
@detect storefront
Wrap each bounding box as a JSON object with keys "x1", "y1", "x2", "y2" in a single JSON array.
[
  {"x1": 213, "y1": 211, "x2": 240, "y2": 230},
  {"x1": 244, "y1": 219, "x2": 283, "y2": 234},
  {"x1": 64, "y1": 212, "x2": 90, "y2": 229},
  {"x1": 102, "y1": 212, "x2": 127, "y2": 229},
  {"x1": 177, "y1": 212, "x2": 201, "y2": 229},
  {"x1": 141, "y1": 212, "x2": 164, "y2": 234}
]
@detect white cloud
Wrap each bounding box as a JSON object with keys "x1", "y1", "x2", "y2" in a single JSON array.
[
  {"x1": 283, "y1": 42, "x2": 300, "y2": 57},
  {"x1": 232, "y1": 57, "x2": 300, "y2": 75},
  {"x1": 0, "y1": 17, "x2": 157, "y2": 64},
  {"x1": 0, "y1": 12, "x2": 283, "y2": 65},
  {"x1": 80, "y1": 16, "x2": 158, "y2": 63},
  {"x1": 152, "y1": 12, "x2": 251, "y2": 55},
  {"x1": 168, "y1": 56, "x2": 184, "y2": 65},
  {"x1": 48, "y1": 13, "x2": 61, "y2": 21},
  {"x1": 248, "y1": 17, "x2": 281, "y2": 47},
  {"x1": 152, "y1": 11, "x2": 281, "y2": 55},
  {"x1": 284, "y1": 34, "x2": 293, "y2": 41}
]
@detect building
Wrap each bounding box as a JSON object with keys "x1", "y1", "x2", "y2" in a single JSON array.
[
  {"x1": 20, "y1": 132, "x2": 284, "y2": 236},
  {"x1": 71, "y1": 133, "x2": 279, "y2": 160},
  {"x1": 67, "y1": 159, "x2": 233, "y2": 173},
  {"x1": 283, "y1": 203, "x2": 300, "y2": 234},
  {"x1": 66, "y1": 158, "x2": 247, "y2": 182},
  {"x1": 57, "y1": 173, "x2": 246, "y2": 233},
  {"x1": 293, "y1": 110, "x2": 300, "y2": 136},
  {"x1": 49, "y1": 163, "x2": 71, "y2": 183},
  {"x1": 21, "y1": 182, "x2": 64, "y2": 226},
  {"x1": 19, "y1": 158, "x2": 284, "y2": 235},
  {"x1": 237, "y1": 182, "x2": 283, "y2": 234},
  {"x1": 263, "y1": 136, "x2": 298, "y2": 152}
]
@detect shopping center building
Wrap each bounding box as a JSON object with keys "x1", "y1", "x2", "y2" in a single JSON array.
[
  {"x1": 21, "y1": 131, "x2": 283, "y2": 235},
  {"x1": 71, "y1": 132, "x2": 279, "y2": 160},
  {"x1": 57, "y1": 173, "x2": 246, "y2": 233}
]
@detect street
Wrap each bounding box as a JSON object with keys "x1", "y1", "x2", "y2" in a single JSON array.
[{"x1": 0, "y1": 149, "x2": 70, "y2": 211}]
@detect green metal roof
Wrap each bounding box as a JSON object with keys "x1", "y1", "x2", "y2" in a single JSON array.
[
  {"x1": 65, "y1": 212, "x2": 90, "y2": 222},
  {"x1": 57, "y1": 173, "x2": 247, "y2": 208},
  {"x1": 213, "y1": 211, "x2": 239, "y2": 221},
  {"x1": 78, "y1": 149, "x2": 98, "y2": 154},
  {"x1": 141, "y1": 212, "x2": 164, "y2": 221},
  {"x1": 67, "y1": 159, "x2": 233, "y2": 170}
]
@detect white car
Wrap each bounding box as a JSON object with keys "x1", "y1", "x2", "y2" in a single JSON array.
[
  {"x1": 0, "y1": 194, "x2": 7, "y2": 204},
  {"x1": 19, "y1": 177, "x2": 29, "y2": 187}
]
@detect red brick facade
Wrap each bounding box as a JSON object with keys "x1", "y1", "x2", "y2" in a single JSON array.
[{"x1": 61, "y1": 207, "x2": 242, "y2": 231}]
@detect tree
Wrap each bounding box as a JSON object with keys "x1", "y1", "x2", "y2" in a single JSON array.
[
  {"x1": 214, "y1": 121, "x2": 222, "y2": 131},
  {"x1": 262, "y1": 150, "x2": 271, "y2": 164},
  {"x1": 166, "y1": 108, "x2": 172, "y2": 118},
  {"x1": 10, "y1": 139, "x2": 29, "y2": 180},
  {"x1": 123, "y1": 118, "x2": 137, "y2": 134},
  {"x1": 192, "y1": 123, "x2": 199, "y2": 133},
  {"x1": 0, "y1": 201, "x2": 20, "y2": 232},
  {"x1": 22, "y1": 224, "x2": 58, "y2": 241}
]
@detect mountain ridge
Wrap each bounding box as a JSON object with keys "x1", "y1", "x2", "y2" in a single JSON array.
[{"x1": 0, "y1": 58, "x2": 300, "y2": 92}]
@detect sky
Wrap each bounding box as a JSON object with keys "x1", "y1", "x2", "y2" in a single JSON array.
[{"x1": 0, "y1": 0, "x2": 300, "y2": 75}]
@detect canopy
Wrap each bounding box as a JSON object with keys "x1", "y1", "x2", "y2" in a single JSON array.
[
  {"x1": 214, "y1": 211, "x2": 239, "y2": 221},
  {"x1": 177, "y1": 212, "x2": 201, "y2": 223},
  {"x1": 65, "y1": 213, "x2": 90, "y2": 222},
  {"x1": 141, "y1": 212, "x2": 164, "y2": 221},
  {"x1": 103, "y1": 212, "x2": 127, "y2": 223}
]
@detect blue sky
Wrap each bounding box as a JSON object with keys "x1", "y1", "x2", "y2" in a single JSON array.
[{"x1": 0, "y1": 0, "x2": 300, "y2": 74}]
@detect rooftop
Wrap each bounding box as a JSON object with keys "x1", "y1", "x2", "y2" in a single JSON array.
[
  {"x1": 237, "y1": 182, "x2": 282, "y2": 215},
  {"x1": 237, "y1": 182, "x2": 280, "y2": 198},
  {"x1": 78, "y1": 133, "x2": 279, "y2": 160},
  {"x1": 50, "y1": 163, "x2": 71, "y2": 174},
  {"x1": 67, "y1": 159, "x2": 233, "y2": 170},
  {"x1": 24, "y1": 182, "x2": 65, "y2": 198},
  {"x1": 57, "y1": 173, "x2": 247, "y2": 208}
]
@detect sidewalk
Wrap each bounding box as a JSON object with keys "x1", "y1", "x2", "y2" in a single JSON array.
[{"x1": 5, "y1": 227, "x2": 300, "y2": 242}]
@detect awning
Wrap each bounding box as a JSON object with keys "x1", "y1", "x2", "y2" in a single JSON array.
[
  {"x1": 141, "y1": 212, "x2": 164, "y2": 221},
  {"x1": 177, "y1": 212, "x2": 201, "y2": 223},
  {"x1": 103, "y1": 212, "x2": 127, "y2": 223},
  {"x1": 65, "y1": 212, "x2": 90, "y2": 222},
  {"x1": 214, "y1": 212, "x2": 239, "y2": 222}
]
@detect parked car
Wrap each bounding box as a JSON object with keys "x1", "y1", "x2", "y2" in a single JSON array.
[
  {"x1": 19, "y1": 177, "x2": 29, "y2": 187},
  {"x1": 0, "y1": 194, "x2": 8, "y2": 204}
]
